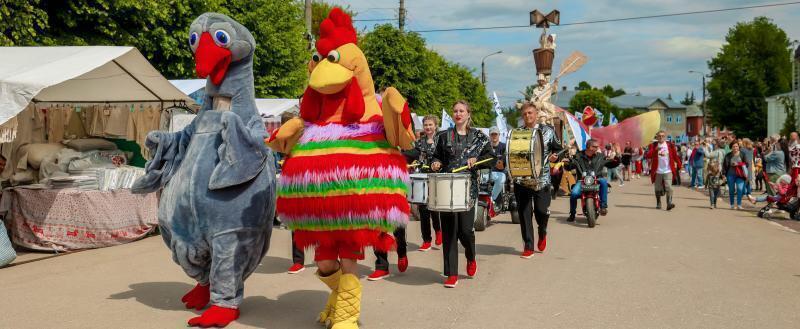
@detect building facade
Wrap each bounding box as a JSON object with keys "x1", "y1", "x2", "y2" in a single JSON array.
[{"x1": 766, "y1": 45, "x2": 800, "y2": 137}]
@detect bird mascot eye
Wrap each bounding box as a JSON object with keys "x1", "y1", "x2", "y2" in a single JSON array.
[
  {"x1": 312, "y1": 52, "x2": 321, "y2": 62},
  {"x1": 189, "y1": 32, "x2": 198, "y2": 47},
  {"x1": 213, "y1": 30, "x2": 231, "y2": 47},
  {"x1": 327, "y1": 50, "x2": 340, "y2": 63}
]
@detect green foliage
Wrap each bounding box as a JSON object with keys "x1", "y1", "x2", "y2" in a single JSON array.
[
  {"x1": 0, "y1": 0, "x2": 308, "y2": 98},
  {"x1": 707, "y1": 16, "x2": 793, "y2": 138},
  {"x1": 681, "y1": 91, "x2": 696, "y2": 106},
  {"x1": 311, "y1": 2, "x2": 356, "y2": 38},
  {"x1": 0, "y1": 0, "x2": 48, "y2": 46},
  {"x1": 360, "y1": 24, "x2": 493, "y2": 127},
  {"x1": 569, "y1": 89, "x2": 612, "y2": 122},
  {"x1": 216, "y1": 0, "x2": 308, "y2": 98},
  {"x1": 779, "y1": 96, "x2": 798, "y2": 137}
]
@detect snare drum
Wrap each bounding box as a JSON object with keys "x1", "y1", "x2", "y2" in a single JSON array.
[
  {"x1": 407, "y1": 174, "x2": 429, "y2": 204},
  {"x1": 427, "y1": 173, "x2": 471, "y2": 212}
]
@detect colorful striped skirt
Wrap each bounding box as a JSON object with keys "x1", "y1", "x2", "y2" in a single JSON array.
[{"x1": 277, "y1": 121, "x2": 409, "y2": 250}]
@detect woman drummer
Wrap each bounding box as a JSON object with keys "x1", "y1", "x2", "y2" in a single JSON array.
[
  {"x1": 431, "y1": 100, "x2": 495, "y2": 288},
  {"x1": 403, "y1": 115, "x2": 442, "y2": 251}
]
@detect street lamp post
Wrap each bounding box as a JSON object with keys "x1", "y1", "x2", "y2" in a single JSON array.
[
  {"x1": 689, "y1": 70, "x2": 708, "y2": 136},
  {"x1": 481, "y1": 50, "x2": 503, "y2": 85}
]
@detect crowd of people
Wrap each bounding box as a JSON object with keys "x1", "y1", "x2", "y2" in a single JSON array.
[{"x1": 274, "y1": 100, "x2": 800, "y2": 291}]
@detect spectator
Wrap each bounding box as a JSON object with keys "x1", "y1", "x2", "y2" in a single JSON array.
[
  {"x1": 689, "y1": 141, "x2": 705, "y2": 189},
  {"x1": 723, "y1": 141, "x2": 749, "y2": 210}
]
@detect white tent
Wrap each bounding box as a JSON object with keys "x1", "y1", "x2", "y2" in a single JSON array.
[
  {"x1": 0, "y1": 46, "x2": 194, "y2": 125},
  {"x1": 168, "y1": 79, "x2": 206, "y2": 96},
  {"x1": 255, "y1": 98, "x2": 299, "y2": 119}
]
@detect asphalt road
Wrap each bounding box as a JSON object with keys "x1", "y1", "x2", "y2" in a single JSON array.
[{"x1": 1, "y1": 177, "x2": 799, "y2": 329}]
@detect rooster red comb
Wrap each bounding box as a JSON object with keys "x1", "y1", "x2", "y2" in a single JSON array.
[{"x1": 316, "y1": 8, "x2": 357, "y2": 56}]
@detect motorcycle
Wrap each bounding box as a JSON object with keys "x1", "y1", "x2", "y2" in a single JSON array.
[
  {"x1": 475, "y1": 169, "x2": 518, "y2": 231},
  {"x1": 580, "y1": 171, "x2": 601, "y2": 228}
]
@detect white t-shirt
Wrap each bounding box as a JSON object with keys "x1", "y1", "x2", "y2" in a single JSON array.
[{"x1": 657, "y1": 142, "x2": 672, "y2": 174}]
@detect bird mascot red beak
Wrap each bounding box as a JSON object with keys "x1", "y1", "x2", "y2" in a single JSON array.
[{"x1": 195, "y1": 32, "x2": 232, "y2": 85}]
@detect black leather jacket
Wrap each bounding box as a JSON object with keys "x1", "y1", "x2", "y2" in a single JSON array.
[
  {"x1": 402, "y1": 136, "x2": 437, "y2": 173},
  {"x1": 564, "y1": 151, "x2": 620, "y2": 180}
]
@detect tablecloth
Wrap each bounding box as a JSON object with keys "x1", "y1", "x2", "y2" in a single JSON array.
[{"x1": 4, "y1": 188, "x2": 158, "y2": 251}]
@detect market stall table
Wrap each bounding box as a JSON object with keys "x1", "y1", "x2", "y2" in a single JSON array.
[{"x1": 2, "y1": 187, "x2": 158, "y2": 252}]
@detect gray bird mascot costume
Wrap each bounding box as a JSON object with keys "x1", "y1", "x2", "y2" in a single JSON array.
[{"x1": 132, "y1": 13, "x2": 275, "y2": 328}]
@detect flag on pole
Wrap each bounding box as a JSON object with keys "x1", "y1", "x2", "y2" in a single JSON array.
[
  {"x1": 594, "y1": 109, "x2": 605, "y2": 128},
  {"x1": 441, "y1": 108, "x2": 455, "y2": 130},
  {"x1": 575, "y1": 111, "x2": 583, "y2": 121},
  {"x1": 560, "y1": 109, "x2": 590, "y2": 151},
  {"x1": 492, "y1": 92, "x2": 508, "y2": 142},
  {"x1": 609, "y1": 112, "x2": 618, "y2": 125}
]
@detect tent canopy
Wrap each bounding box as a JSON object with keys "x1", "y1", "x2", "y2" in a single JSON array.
[
  {"x1": 255, "y1": 98, "x2": 299, "y2": 119},
  {"x1": 169, "y1": 79, "x2": 206, "y2": 96},
  {"x1": 0, "y1": 46, "x2": 194, "y2": 125}
]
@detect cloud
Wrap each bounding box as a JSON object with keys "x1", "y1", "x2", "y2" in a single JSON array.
[
  {"x1": 653, "y1": 37, "x2": 724, "y2": 60},
  {"x1": 323, "y1": 0, "x2": 800, "y2": 109}
]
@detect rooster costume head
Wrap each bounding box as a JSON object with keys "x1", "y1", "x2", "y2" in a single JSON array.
[{"x1": 301, "y1": 8, "x2": 379, "y2": 124}]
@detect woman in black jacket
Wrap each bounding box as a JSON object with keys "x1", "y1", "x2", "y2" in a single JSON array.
[{"x1": 431, "y1": 100, "x2": 495, "y2": 288}]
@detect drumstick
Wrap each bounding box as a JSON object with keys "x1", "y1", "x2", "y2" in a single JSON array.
[
  {"x1": 407, "y1": 161, "x2": 430, "y2": 169},
  {"x1": 452, "y1": 158, "x2": 494, "y2": 173}
]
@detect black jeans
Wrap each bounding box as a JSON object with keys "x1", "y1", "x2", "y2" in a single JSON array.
[
  {"x1": 374, "y1": 227, "x2": 407, "y2": 271},
  {"x1": 514, "y1": 183, "x2": 551, "y2": 251},
  {"x1": 291, "y1": 232, "x2": 304, "y2": 264},
  {"x1": 418, "y1": 205, "x2": 441, "y2": 242},
  {"x1": 440, "y1": 207, "x2": 476, "y2": 276}
]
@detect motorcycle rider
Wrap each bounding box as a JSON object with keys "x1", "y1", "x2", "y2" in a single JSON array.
[{"x1": 563, "y1": 139, "x2": 621, "y2": 222}]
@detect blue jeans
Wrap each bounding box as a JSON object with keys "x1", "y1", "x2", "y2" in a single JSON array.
[
  {"x1": 489, "y1": 171, "x2": 506, "y2": 200},
  {"x1": 709, "y1": 187, "x2": 720, "y2": 206},
  {"x1": 726, "y1": 173, "x2": 746, "y2": 206},
  {"x1": 690, "y1": 167, "x2": 703, "y2": 187},
  {"x1": 569, "y1": 178, "x2": 609, "y2": 215}
]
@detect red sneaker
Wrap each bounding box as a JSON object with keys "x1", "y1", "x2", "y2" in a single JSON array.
[
  {"x1": 435, "y1": 231, "x2": 443, "y2": 246},
  {"x1": 444, "y1": 275, "x2": 458, "y2": 288},
  {"x1": 537, "y1": 236, "x2": 547, "y2": 252},
  {"x1": 418, "y1": 242, "x2": 432, "y2": 252},
  {"x1": 466, "y1": 260, "x2": 477, "y2": 277},
  {"x1": 188, "y1": 305, "x2": 240, "y2": 327},
  {"x1": 398, "y1": 256, "x2": 408, "y2": 273},
  {"x1": 367, "y1": 269, "x2": 390, "y2": 281},
  {"x1": 287, "y1": 263, "x2": 305, "y2": 274},
  {"x1": 520, "y1": 249, "x2": 535, "y2": 259}
]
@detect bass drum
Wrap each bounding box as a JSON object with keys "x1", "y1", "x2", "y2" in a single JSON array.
[{"x1": 505, "y1": 128, "x2": 545, "y2": 189}]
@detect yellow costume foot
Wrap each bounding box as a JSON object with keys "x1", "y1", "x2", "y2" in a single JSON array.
[
  {"x1": 330, "y1": 273, "x2": 361, "y2": 329},
  {"x1": 316, "y1": 269, "x2": 342, "y2": 325}
]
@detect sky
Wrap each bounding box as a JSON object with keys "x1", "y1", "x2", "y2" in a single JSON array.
[{"x1": 327, "y1": 0, "x2": 800, "y2": 108}]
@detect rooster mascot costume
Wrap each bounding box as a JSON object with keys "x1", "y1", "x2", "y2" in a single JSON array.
[
  {"x1": 267, "y1": 8, "x2": 415, "y2": 329},
  {"x1": 132, "y1": 13, "x2": 275, "y2": 328}
]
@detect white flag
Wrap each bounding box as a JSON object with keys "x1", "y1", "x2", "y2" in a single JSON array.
[
  {"x1": 441, "y1": 108, "x2": 455, "y2": 131},
  {"x1": 492, "y1": 92, "x2": 508, "y2": 142}
]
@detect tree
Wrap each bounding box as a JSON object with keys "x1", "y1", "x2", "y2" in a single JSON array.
[
  {"x1": 599, "y1": 84, "x2": 626, "y2": 98},
  {"x1": 360, "y1": 24, "x2": 493, "y2": 127},
  {"x1": 707, "y1": 16, "x2": 793, "y2": 138},
  {"x1": 681, "y1": 91, "x2": 696, "y2": 106},
  {"x1": 779, "y1": 96, "x2": 798, "y2": 137},
  {"x1": 569, "y1": 89, "x2": 612, "y2": 115},
  {"x1": 574, "y1": 81, "x2": 593, "y2": 91},
  {"x1": 311, "y1": 2, "x2": 356, "y2": 38},
  {"x1": 1, "y1": 0, "x2": 309, "y2": 98},
  {"x1": 0, "y1": 0, "x2": 48, "y2": 46}
]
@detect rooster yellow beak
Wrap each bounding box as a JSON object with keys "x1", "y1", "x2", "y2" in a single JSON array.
[{"x1": 308, "y1": 60, "x2": 354, "y2": 94}]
